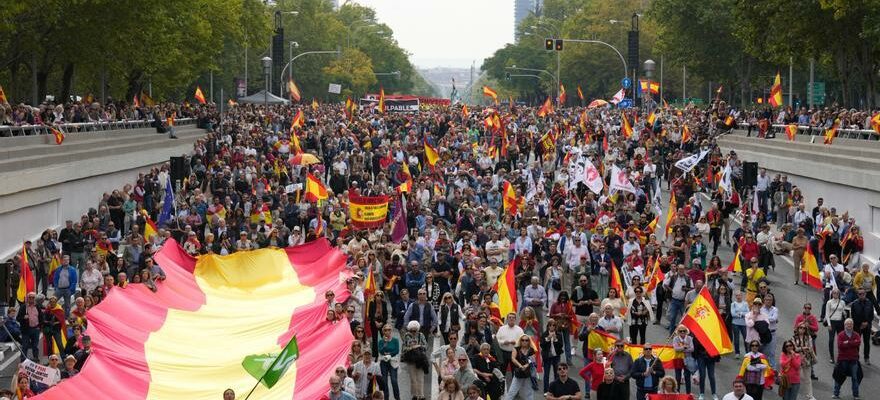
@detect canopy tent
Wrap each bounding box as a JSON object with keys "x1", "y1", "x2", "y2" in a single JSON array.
[{"x1": 237, "y1": 90, "x2": 290, "y2": 105}]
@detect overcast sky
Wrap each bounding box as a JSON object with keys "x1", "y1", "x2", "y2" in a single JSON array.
[{"x1": 353, "y1": 0, "x2": 514, "y2": 69}]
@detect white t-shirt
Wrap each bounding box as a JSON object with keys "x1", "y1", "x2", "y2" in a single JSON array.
[
  {"x1": 495, "y1": 324, "x2": 525, "y2": 352},
  {"x1": 721, "y1": 392, "x2": 754, "y2": 400}
]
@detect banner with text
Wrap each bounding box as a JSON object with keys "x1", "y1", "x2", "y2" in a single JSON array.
[{"x1": 349, "y1": 193, "x2": 390, "y2": 229}]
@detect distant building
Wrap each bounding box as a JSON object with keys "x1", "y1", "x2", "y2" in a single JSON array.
[{"x1": 514, "y1": 0, "x2": 542, "y2": 41}]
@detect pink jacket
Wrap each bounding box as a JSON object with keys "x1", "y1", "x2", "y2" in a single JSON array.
[{"x1": 780, "y1": 352, "x2": 802, "y2": 384}]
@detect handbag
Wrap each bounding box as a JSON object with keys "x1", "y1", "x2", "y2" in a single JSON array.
[{"x1": 777, "y1": 365, "x2": 790, "y2": 397}]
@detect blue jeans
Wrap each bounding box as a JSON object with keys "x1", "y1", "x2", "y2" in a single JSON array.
[
  {"x1": 732, "y1": 324, "x2": 747, "y2": 354},
  {"x1": 833, "y1": 360, "x2": 859, "y2": 397},
  {"x1": 782, "y1": 383, "x2": 800, "y2": 400},
  {"x1": 667, "y1": 299, "x2": 685, "y2": 335},
  {"x1": 761, "y1": 334, "x2": 778, "y2": 371},
  {"x1": 542, "y1": 355, "x2": 559, "y2": 391},
  {"x1": 21, "y1": 329, "x2": 39, "y2": 361},
  {"x1": 697, "y1": 357, "x2": 717, "y2": 395},
  {"x1": 506, "y1": 377, "x2": 534, "y2": 400},
  {"x1": 57, "y1": 287, "x2": 74, "y2": 318},
  {"x1": 561, "y1": 329, "x2": 572, "y2": 364},
  {"x1": 380, "y1": 361, "x2": 399, "y2": 400}
]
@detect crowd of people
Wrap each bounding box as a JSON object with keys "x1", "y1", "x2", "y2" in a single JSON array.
[{"x1": 3, "y1": 95, "x2": 877, "y2": 400}]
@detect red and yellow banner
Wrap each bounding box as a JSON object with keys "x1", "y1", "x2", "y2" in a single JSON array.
[{"x1": 349, "y1": 192, "x2": 390, "y2": 230}]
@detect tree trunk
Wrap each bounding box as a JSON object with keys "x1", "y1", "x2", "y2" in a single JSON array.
[
  {"x1": 59, "y1": 63, "x2": 75, "y2": 105},
  {"x1": 125, "y1": 69, "x2": 144, "y2": 102}
]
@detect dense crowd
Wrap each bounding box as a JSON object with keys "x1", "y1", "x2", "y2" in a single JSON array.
[{"x1": 3, "y1": 95, "x2": 877, "y2": 400}]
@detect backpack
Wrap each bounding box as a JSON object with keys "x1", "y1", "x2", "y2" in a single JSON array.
[{"x1": 754, "y1": 320, "x2": 772, "y2": 345}]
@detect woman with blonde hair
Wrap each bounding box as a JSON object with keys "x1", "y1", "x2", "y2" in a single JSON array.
[
  {"x1": 658, "y1": 375, "x2": 678, "y2": 394},
  {"x1": 438, "y1": 376, "x2": 465, "y2": 400},
  {"x1": 671, "y1": 324, "x2": 695, "y2": 394},
  {"x1": 506, "y1": 335, "x2": 536, "y2": 400}
]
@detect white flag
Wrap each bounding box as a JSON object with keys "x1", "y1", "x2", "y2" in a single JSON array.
[
  {"x1": 583, "y1": 158, "x2": 605, "y2": 194},
  {"x1": 568, "y1": 150, "x2": 585, "y2": 190},
  {"x1": 610, "y1": 88, "x2": 625, "y2": 105},
  {"x1": 718, "y1": 164, "x2": 733, "y2": 194},
  {"x1": 674, "y1": 149, "x2": 710, "y2": 173},
  {"x1": 610, "y1": 165, "x2": 636, "y2": 193}
]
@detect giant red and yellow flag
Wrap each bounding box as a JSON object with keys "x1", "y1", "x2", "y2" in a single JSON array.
[
  {"x1": 769, "y1": 72, "x2": 783, "y2": 107},
  {"x1": 16, "y1": 244, "x2": 35, "y2": 303},
  {"x1": 727, "y1": 248, "x2": 743, "y2": 273},
  {"x1": 36, "y1": 239, "x2": 354, "y2": 400},
  {"x1": 495, "y1": 258, "x2": 519, "y2": 318},
  {"x1": 304, "y1": 173, "x2": 328, "y2": 203},
  {"x1": 621, "y1": 112, "x2": 633, "y2": 139},
  {"x1": 801, "y1": 245, "x2": 822, "y2": 289},
  {"x1": 287, "y1": 79, "x2": 301, "y2": 102},
  {"x1": 482, "y1": 86, "x2": 498, "y2": 104},
  {"x1": 349, "y1": 193, "x2": 390, "y2": 230},
  {"x1": 681, "y1": 286, "x2": 733, "y2": 356},
  {"x1": 194, "y1": 86, "x2": 206, "y2": 104},
  {"x1": 423, "y1": 140, "x2": 440, "y2": 170}
]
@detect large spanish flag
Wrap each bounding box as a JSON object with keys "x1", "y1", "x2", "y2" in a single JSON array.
[
  {"x1": 16, "y1": 244, "x2": 35, "y2": 303},
  {"x1": 423, "y1": 140, "x2": 440, "y2": 170},
  {"x1": 681, "y1": 286, "x2": 733, "y2": 357},
  {"x1": 769, "y1": 72, "x2": 783, "y2": 108},
  {"x1": 35, "y1": 239, "x2": 353, "y2": 400},
  {"x1": 349, "y1": 192, "x2": 390, "y2": 230},
  {"x1": 801, "y1": 245, "x2": 822, "y2": 289},
  {"x1": 304, "y1": 173, "x2": 328, "y2": 202},
  {"x1": 495, "y1": 257, "x2": 518, "y2": 318},
  {"x1": 587, "y1": 330, "x2": 683, "y2": 369}
]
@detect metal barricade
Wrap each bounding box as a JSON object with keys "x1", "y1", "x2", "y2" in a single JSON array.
[
  {"x1": 0, "y1": 118, "x2": 196, "y2": 138},
  {"x1": 732, "y1": 122, "x2": 880, "y2": 141}
]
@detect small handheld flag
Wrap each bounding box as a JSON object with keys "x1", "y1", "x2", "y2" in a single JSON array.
[
  {"x1": 241, "y1": 335, "x2": 299, "y2": 390},
  {"x1": 194, "y1": 86, "x2": 206, "y2": 104}
]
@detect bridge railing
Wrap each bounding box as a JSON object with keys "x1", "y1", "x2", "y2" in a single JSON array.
[
  {"x1": 0, "y1": 118, "x2": 197, "y2": 138},
  {"x1": 733, "y1": 122, "x2": 880, "y2": 141}
]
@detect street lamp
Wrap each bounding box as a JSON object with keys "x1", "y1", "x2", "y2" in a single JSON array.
[
  {"x1": 262, "y1": 56, "x2": 272, "y2": 107},
  {"x1": 375, "y1": 71, "x2": 401, "y2": 78},
  {"x1": 347, "y1": 19, "x2": 374, "y2": 48},
  {"x1": 288, "y1": 41, "x2": 300, "y2": 91}
]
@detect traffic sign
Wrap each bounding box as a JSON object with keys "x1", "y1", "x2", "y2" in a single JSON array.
[
  {"x1": 622, "y1": 78, "x2": 632, "y2": 89},
  {"x1": 618, "y1": 98, "x2": 633, "y2": 108}
]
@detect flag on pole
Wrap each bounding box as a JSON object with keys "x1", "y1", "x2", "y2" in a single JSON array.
[
  {"x1": 133, "y1": 94, "x2": 141, "y2": 108},
  {"x1": 157, "y1": 176, "x2": 175, "y2": 226},
  {"x1": 423, "y1": 140, "x2": 440, "y2": 170},
  {"x1": 645, "y1": 260, "x2": 665, "y2": 294},
  {"x1": 304, "y1": 173, "x2": 328, "y2": 202},
  {"x1": 609, "y1": 165, "x2": 636, "y2": 194},
  {"x1": 801, "y1": 245, "x2": 822, "y2": 289},
  {"x1": 311, "y1": 98, "x2": 318, "y2": 111},
  {"x1": 241, "y1": 335, "x2": 300, "y2": 389},
  {"x1": 142, "y1": 210, "x2": 159, "y2": 242},
  {"x1": 609, "y1": 261, "x2": 627, "y2": 315},
  {"x1": 681, "y1": 124, "x2": 692, "y2": 143},
  {"x1": 558, "y1": 84, "x2": 566, "y2": 105},
  {"x1": 681, "y1": 286, "x2": 733, "y2": 356},
  {"x1": 16, "y1": 244, "x2": 35, "y2": 303},
  {"x1": 577, "y1": 85, "x2": 584, "y2": 102},
  {"x1": 482, "y1": 86, "x2": 498, "y2": 104},
  {"x1": 621, "y1": 112, "x2": 633, "y2": 139},
  {"x1": 291, "y1": 109, "x2": 305, "y2": 130},
  {"x1": 785, "y1": 124, "x2": 798, "y2": 141},
  {"x1": 610, "y1": 88, "x2": 625, "y2": 104},
  {"x1": 823, "y1": 124, "x2": 837, "y2": 145},
  {"x1": 537, "y1": 96, "x2": 553, "y2": 118},
  {"x1": 769, "y1": 72, "x2": 783, "y2": 107},
  {"x1": 378, "y1": 88, "x2": 385, "y2": 113},
  {"x1": 649, "y1": 81, "x2": 660, "y2": 95},
  {"x1": 390, "y1": 195, "x2": 407, "y2": 243},
  {"x1": 194, "y1": 86, "x2": 206, "y2": 104},
  {"x1": 287, "y1": 79, "x2": 301, "y2": 102},
  {"x1": 665, "y1": 195, "x2": 677, "y2": 235},
  {"x1": 461, "y1": 104, "x2": 469, "y2": 119},
  {"x1": 495, "y1": 258, "x2": 518, "y2": 318},
  {"x1": 0, "y1": 84, "x2": 7, "y2": 104},
  {"x1": 502, "y1": 181, "x2": 523, "y2": 216},
  {"x1": 871, "y1": 113, "x2": 880, "y2": 134},
  {"x1": 50, "y1": 127, "x2": 65, "y2": 145}
]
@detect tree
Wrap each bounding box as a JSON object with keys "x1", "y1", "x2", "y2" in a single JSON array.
[{"x1": 322, "y1": 49, "x2": 377, "y2": 97}]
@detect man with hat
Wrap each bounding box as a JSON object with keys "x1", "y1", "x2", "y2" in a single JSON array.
[
  {"x1": 609, "y1": 339, "x2": 634, "y2": 400},
  {"x1": 632, "y1": 343, "x2": 665, "y2": 399},
  {"x1": 73, "y1": 335, "x2": 92, "y2": 370}
]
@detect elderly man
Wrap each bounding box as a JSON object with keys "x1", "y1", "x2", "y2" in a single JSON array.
[{"x1": 524, "y1": 276, "x2": 548, "y2": 326}]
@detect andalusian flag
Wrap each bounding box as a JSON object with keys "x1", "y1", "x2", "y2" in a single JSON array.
[
  {"x1": 423, "y1": 139, "x2": 440, "y2": 170},
  {"x1": 482, "y1": 86, "x2": 498, "y2": 104},
  {"x1": 558, "y1": 84, "x2": 566, "y2": 105},
  {"x1": 50, "y1": 127, "x2": 65, "y2": 145},
  {"x1": 769, "y1": 72, "x2": 783, "y2": 107},
  {"x1": 621, "y1": 112, "x2": 633, "y2": 139},
  {"x1": 16, "y1": 244, "x2": 35, "y2": 303},
  {"x1": 291, "y1": 109, "x2": 305, "y2": 130},
  {"x1": 681, "y1": 287, "x2": 733, "y2": 356},
  {"x1": 785, "y1": 124, "x2": 798, "y2": 141},
  {"x1": 495, "y1": 258, "x2": 518, "y2": 318},
  {"x1": 287, "y1": 79, "x2": 301, "y2": 102},
  {"x1": 378, "y1": 88, "x2": 385, "y2": 113},
  {"x1": 727, "y1": 248, "x2": 743, "y2": 273},
  {"x1": 242, "y1": 335, "x2": 299, "y2": 389},
  {"x1": 304, "y1": 173, "x2": 328, "y2": 202},
  {"x1": 664, "y1": 195, "x2": 677, "y2": 235},
  {"x1": 194, "y1": 86, "x2": 206, "y2": 104},
  {"x1": 142, "y1": 210, "x2": 159, "y2": 242},
  {"x1": 349, "y1": 193, "x2": 390, "y2": 230},
  {"x1": 801, "y1": 245, "x2": 822, "y2": 289},
  {"x1": 537, "y1": 96, "x2": 553, "y2": 118}
]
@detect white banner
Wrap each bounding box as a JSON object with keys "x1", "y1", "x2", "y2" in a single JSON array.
[
  {"x1": 328, "y1": 83, "x2": 342, "y2": 94},
  {"x1": 610, "y1": 89, "x2": 625, "y2": 105},
  {"x1": 583, "y1": 158, "x2": 605, "y2": 195},
  {"x1": 674, "y1": 149, "x2": 710, "y2": 173},
  {"x1": 567, "y1": 149, "x2": 584, "y2": 190},
  {"x1": 610, "y1": 165, "x2": 636, "y2": 194},
  {"x1": 718, "y1": 164, "x2": 733, "y2": 194},
  {"x1": 21, "y1": 359, "x2": 60, "y2": 387}
]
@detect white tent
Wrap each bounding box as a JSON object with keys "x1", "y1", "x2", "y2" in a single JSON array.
[{"x1": 237, "y1": 90, "x2": 290, "y2": 105}]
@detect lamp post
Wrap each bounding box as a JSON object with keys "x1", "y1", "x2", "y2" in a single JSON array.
[
  {"x1": 262, "y1": 56, "x2": 272, "y2": 108},
  {"x1": 287, "y1": 41, "x2": 300, "y2": 97},
  {"x1": 279, "y1": 50, "x2": 341, "y2": 98}
]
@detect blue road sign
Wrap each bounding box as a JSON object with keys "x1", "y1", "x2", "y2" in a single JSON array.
[
  {"x1": 618, "y1": 98, "x2": 633, "y2": 108},
  {"x1": 622, "y1": 77, "x2": 632, "y2": 89}
]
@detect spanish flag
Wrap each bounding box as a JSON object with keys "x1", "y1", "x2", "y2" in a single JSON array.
[
  {"x1": 287, "y1": 79, "x2": 301, "y2": 102},
  {"x1": 823, "y1": 124, "x2": 837, "y2": 145},
  {"x1": 647, "y1": 111, "x2": 656, "y2": 126},
  {"x1": 610, "y1": 261, "x2": 627, "y2": 315},
  {"x1": 621, "y1": 112, "x2": 633, "y2": 139},
  {"x1": 588, "y1": 330, "x2": 683, "y2": 369},
  {"x1": 769, "y1": 72, "x2": 783, "y2": 108},
  {"x1": 537, "y1": 96, "x2": 553, "y2": 118},
  {"x1": 311, "y1": 98, "x2": 318, "y2": 111},
  {"x1": 16, "y1": 244, "x2": 35, "y2": 303},
  {"x1": 194, "y1": 86, "x2": 207, "y2": 104},
  {"x1": 681, "y1": 286, "x2": 733, "y2": 356},
  {"x1": 142, "y1": 210, "x2": 159, "y2": 242},
  {"x1": 664, "y1": 195, "x2": 677, "y2": 235},
  {"x1": 645, "y1": 261, "x2": 665, "y2": 294},
  {"x1": 291, "y1": 109, "x2": 305, "y2": 130},
  {"x1": 576, "y1": 85, "x2": 584, "y2": 101},
  {"x1": 461, "y1": 104, "x2": 469, "y2": 118},
  {"x1": 50, "y1": 127, "x2": 65, "y2": 145},
  {"x1": 363, "y1": 264, "x2": 377, "y2": 298},
  {"x1": 801, "y1": 245, "x2": 822, "y2": 289},
  {"x1": 871, "y1": 113, "x2": 880, "y2": 134},
  {"x1": 133, "y1": 94, "x2": 141, "y2": 108},
  {"x1": 0, "y1": 84, "x2": 7, "y2": 104},
  {"x1": 646, "y1": 215, "x2": 659, "y2": 233},
  {"x1": 649, "y1": 81, "x2": 660, "y2": 95},
  {"x1": 681, "y1": 124, "x2": 692, "y2": 143},
  {"x1": 482, "y1": 86, "x2": 498, "y2": 104},
  {"x1": 724, "y1": 115, "x2": 735, "y2": 127},
  {"x1": 304, "y1": 173, "x2": 328, "y2": 202},
  {"x1": 423, "y1": 140, "x2": 440, "y2": 170},
  {"x1": 502, "y1": 181, "x2": 523, "y2": 216},
  {"x1": 47, "y1": 253, "x2": 61, "y2": 280},
  {"x1": 736, "y1": 354, "x2": 776, "y2": 389},
  {"x1": 727, "y1": 248, "x2": 743, "y2": 273},
  {"x1": 785, "y1": 124, "x2": 798, "y2": 141},
  {"x1": 291, "y1": 132, "x2": 302, "y2": 154},
  {"x1": 348, "y1": 193, "x2": 390, "y2": 230},
  {"x1": 495, "y1": 257, "x2": 518, "y2": 318},
  {"x1": 558, "y1": 84, "x2": 566, "y2": 105}
]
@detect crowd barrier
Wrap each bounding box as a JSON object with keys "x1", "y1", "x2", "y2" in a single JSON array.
[
  {"x1": 0, "y1": 118, "x2": 196, "y2": 138},
  {"x1": 733, "y1": 122, "x2": 880, "y2": 141}
]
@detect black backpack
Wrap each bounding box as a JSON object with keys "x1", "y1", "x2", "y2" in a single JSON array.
[{"x1": 754, "y1": 320, "x2": 772, "y2": 345}]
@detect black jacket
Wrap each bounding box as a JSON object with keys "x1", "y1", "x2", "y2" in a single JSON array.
[
  {"x1": 16, "y1": 304, "x2": 43, "y2": 334},
  {"x1": 851, "y1": 298, "x2": 874, "y2": 326},
  {"x1": 631, "y1": 355, "x2": 666, "y2": 390}
]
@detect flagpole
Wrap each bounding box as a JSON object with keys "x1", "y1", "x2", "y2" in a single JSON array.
[{"x1": 242, "y1": 376, "x2": 264, "y2": 400}]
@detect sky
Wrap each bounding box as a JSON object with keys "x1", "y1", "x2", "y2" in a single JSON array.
[{"x1": 353, "y1": 0, "x2": 514, "y2": 69}]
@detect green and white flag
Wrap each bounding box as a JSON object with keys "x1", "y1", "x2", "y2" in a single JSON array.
[{"x1": 242, "y1": 335, "x2": 299, "y2": 389}]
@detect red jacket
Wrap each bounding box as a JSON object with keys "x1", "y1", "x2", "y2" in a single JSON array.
[
  {"x1": 836, "y1": 330, "x2": 861, "y2": 362},
  {"x1": 739, "y1": 240, "x2": 759, "y2": 263},
  {"x1": 794, "y1": 313, "x2": 819, "y2": 335}
]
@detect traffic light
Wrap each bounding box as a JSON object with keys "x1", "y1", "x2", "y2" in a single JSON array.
[
  {"x1": 555, "y1": 39, "x2": 563, "y2": 51},
  {"x1": 505, "y1": 72, "x2": 511, "y2": 81},
  {"x1": 545, "y1": 38, "x2": 554, "y2": 50}
]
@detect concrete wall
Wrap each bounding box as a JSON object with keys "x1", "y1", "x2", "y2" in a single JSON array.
[{"x1": 718, "y1": 134, "x2": 880, "y2": 265}]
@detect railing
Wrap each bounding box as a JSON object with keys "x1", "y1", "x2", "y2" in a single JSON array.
[
  {"x1": 0, "y1": 118, "x2": 196, "y2": 138},
  {"x1": 732, "y1": 122, "x2": 880, "y2": 141}
]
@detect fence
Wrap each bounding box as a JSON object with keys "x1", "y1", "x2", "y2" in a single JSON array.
[
  {"x1": 733, "y1": 122, "x2": 880, "y2": 141},
  {"x1": 0, "y1": 118, "x2": 196, "y2": 138}
]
